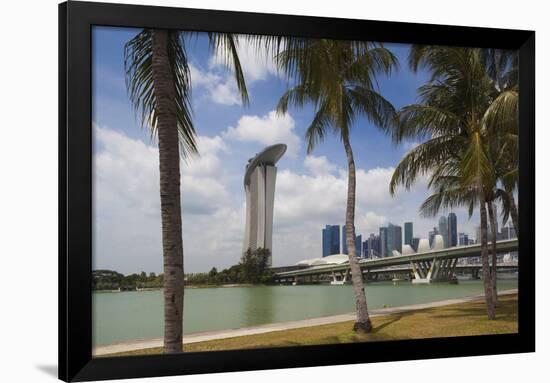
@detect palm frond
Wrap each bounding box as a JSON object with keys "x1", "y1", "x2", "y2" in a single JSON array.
[
  {"x1": 389, "y1": 135, "x2": 458, "y2": 195},
  {"x1": 348, "y1": 86, "x2": 396, "y2": 130},
  {"x1": 207, "y1": 33, "x2": 249, "y2": 106},
  {"x1": 124, "y1": 29, "x2": 198, "y2": 157},
  {"x1": 305, "y1": 102, "x2": 333, "y2": 153}
]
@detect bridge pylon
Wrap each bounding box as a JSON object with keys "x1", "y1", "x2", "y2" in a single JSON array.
[{"x1": 411, "y1": 257, "x2": 458, "y2": 284}]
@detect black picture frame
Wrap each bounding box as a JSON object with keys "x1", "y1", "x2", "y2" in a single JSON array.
[{"x1": 59, "y1": 1, "x2": 535, "y2": 381}]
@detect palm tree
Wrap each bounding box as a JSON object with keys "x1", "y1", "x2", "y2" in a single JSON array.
[
  {"x1": 482, "y1": 49, "x2": 519, "y2": 236},
  {"x1": 481, "y1": 51, "x2": 519, "y2": 304},
  {"x1": 124, "y1": 29, "x2": 248, "y2": 353},
  {"x1": 275, "y1": 39, "x2": 397, "y2": 332},
  {"x1": 389, "y1": 46, "x2": 504, "y2": 319}
]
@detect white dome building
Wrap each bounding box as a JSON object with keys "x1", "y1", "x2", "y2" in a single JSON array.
[
  {"x1": 432, "y1": 234, "x2": 445, "y2": 250},
  {"x1": 402, "y1": 244, "x2": 415, "y2": 255},
  {"x1": 296, "y1": 254, "x2": 350, "y2": 266},
  {"x1": 417, "y1": 238, "x2": 431, "y2": 253}
]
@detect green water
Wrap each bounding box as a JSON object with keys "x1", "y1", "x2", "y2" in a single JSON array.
[{"x1": 92, "y1": 279, "x2": 517, "y2": 347}]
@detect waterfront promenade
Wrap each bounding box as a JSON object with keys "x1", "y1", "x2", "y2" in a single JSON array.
[{"x1": 94, "y1": 289, "x2": 517, "y2": 356}]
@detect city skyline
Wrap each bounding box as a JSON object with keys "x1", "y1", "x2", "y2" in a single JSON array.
[
  {"x1": 320, "y1": 211, "x2": 516, "y2": 260},
  {"x1": 92, "y1": 27, "x2": 487, "y2": 274}
]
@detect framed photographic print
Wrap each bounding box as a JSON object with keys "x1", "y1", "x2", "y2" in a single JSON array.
[{"x1": 59, "y1": 1, "x2": 535, "y2": 381}]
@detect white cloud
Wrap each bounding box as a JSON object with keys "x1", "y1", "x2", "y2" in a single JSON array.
[
  {"x1": 93, "y1": 126, "x2": 480, "y2": 273},
  {"x1": 304, "y1": 155, "x2": 337, "y2": 176},
  {"x1": 223, "y1": 110, "x2": 300, "y2": 157},
  {"x1": 356, "y1": 212, "x2": 388, "y2": 236},
  {"x1": 93, "y1": 125, "x2": 241, "y2": 273},
  {"x1": 189, "y1": 64, "x2": 242, "y2": 106},
  {"x1": 209, "y1": 36, "x2": 279, "y2": 83},
  {"x1": 190, "y1": 36, "x2": 281, "y2": 106}
]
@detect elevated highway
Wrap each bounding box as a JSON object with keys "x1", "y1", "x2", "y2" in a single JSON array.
[{"x1": 274, "y1": 239, "x2": 518, "y2": 284}]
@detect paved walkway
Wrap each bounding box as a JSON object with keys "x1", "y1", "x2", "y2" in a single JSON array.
[{"x1": 93, "y1": 289, "x2": 517, "y2": 356}]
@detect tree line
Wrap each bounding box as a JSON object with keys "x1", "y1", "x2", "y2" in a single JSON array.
[
  {"x1": 93, "y1": 248, "x2": 274, "y2": 290},
  {"x1": 92, "y1": 270, "x2": 164, "y2": 290},
  {"x1": 186, "y1": 248, "x2": 274, "y2": 285}
]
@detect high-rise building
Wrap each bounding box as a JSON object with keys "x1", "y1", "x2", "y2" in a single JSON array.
[
  {"x1": 404, "y1": 222, "x2": 413, "y2": 247},
  {"x1": 322, "y1": 225, "x2": 340, "y2": 257},
  {"x1": 447, "y1": 212, "x2": 457, "y2": 247},
  {"x1": 438, "y1": 216, "x2": 448, "y2": 247},
  {"x1": 364, "y1": 233, "x2": 381, "y2": 258},
  {"x1": 412, "y1": 237, "x2": 420, "y2": 252},
  {"x1": 386, "y1": 223, "x2": 402, "y2": 256},
  {"x1": 458, "y1": 232, "x2": 469, "y2": 246},
  {"x1": 501, "y1": 225, "x2": 517, "y2": 240},
  {"x1": 429, "y1": 227, "x2": 438, "y2": 247},
  {"x1": 379, "y1": 227, "x2": 388, "y2": 258},
  {"x1": 356, "y1": 234, "x2": 362, "y2": 258},
  {"x1": 242, "y1": 144, "x2": 287, "y2": 267},
  {"x1": 362, "y1": 240, "x2": 369, "y2": 258},
  {"x1": 342, "y1": 225, "x2": 361, "y2": 256}
]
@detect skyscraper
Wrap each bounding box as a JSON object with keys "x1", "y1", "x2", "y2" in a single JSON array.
[
  {"x1": 438, "y1": 216, "x2": 448, "y2": 247},
  {"x1": 386, "y1": 223, "x2": 402, "y2": 256},
  {"x1": 459, "y1": 232, "x2": 469, "y2": 246},
  {"x1": 365, "y1": 233, "x2": 381, "y2": 258},
  {"x1": 362, "y1": 240, "x2": 369, "y2": 258},
  {"x1": 342, "y1": 225, "x2": 361, "y2": 256},
  {"x1": 356, "y1": 234, "x2": 362, "y2": 258},
  {"x1": 501, "y1": 225, "x2": 517, "y2": 240},
  {"x1": 242, "y1": 144, "x2": 287, "y2": 267},
  {"x1": 379, "y1": 227, "x2": 388, "y2": 258},
  {"x1": 429, "y1": 227, "x2": 438, "y2": 247},
  {"x1": 412, "y1": 237, "x2": 420, "y2": 252},
  {"x1": 322, "y1": 225, "x2": 340, "y2": 257},
  {"x1": 447, "y1": 212, "x2": 457, "y2": 247},
  {"x1": 404, "y1": 222, "x2": 413, "y2": 247}
]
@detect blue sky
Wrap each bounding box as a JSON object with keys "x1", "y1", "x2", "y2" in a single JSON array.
[{"x1": 92, "y1": 26, "x2": 483, "y2": 274}]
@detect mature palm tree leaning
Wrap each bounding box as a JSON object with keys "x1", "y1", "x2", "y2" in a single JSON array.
[
  {"x1": 389, "y1": 46, "x2": 517, "y2": 320},
  {"x1": 124, "y1": 30, "x2": 248, "y2": 353},
  {"x1": 274, "y1": 39, "x2": 397, "y2": 332}
]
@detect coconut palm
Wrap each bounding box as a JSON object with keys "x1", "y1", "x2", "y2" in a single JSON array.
[
  {"x1": 389, "y1": 46, "x2": 503, "y2": 319},
  {"x1": 124, "y1": 29, "x2": 248, "y2": 353},
  {"x1": 275, "y1": 39, "x2": 397, "y2": 331},
  {"x1": 482, "y1": 48, "x2": 519, "y2": 233},
  {"x1": 481, "y1": 52, "x2": 519, "y2": 304}
]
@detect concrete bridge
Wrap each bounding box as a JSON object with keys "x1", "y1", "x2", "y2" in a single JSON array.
[{"x1": 274, "y1": 239, "x2": 518, "y2": 284}]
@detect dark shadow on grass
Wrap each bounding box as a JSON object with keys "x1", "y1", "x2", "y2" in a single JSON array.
[{"x1": 371, "y1": 313, "x2": 410, "y2": 333}]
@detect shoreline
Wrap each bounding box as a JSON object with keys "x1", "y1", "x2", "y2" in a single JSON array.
[
  {"x1": 93, "y1": 288, "x2": 517, "y2": 356},
  {"x1": 93, "y1": 283, "x2": 261, "y2": 293}
]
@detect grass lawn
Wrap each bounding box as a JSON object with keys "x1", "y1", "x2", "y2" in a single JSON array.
[{"x1": 104, "y1": 294, "x2": 517, "y2": 357}]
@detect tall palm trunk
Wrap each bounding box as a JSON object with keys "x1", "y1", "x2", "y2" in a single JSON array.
[
  {"x1": 487, "y1": 202, "x2": 498, "y2": 306},
  {"x1": 506, "y1": 187, "x2": 519, "y2": 237},
  {"x1": 479, "y1": 192, "x2": 495, "y2": 320},
  {"x1": 342, "y1": 134, "x2": 372, "y2": 333},
  {"x1": 152, "y1": 30, "x2": 185, "y2": 353}
]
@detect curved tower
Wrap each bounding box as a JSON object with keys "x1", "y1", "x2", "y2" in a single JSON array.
[{"x1": 242, "y1": 144, "x2": 287, "y2": 267}]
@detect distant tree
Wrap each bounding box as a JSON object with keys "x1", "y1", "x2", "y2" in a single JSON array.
[{"x1": 240, "y1": 247, "x2": 272, "y2": 283}]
